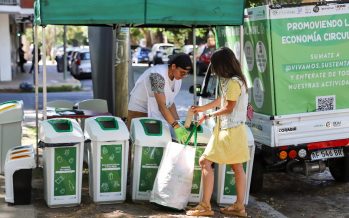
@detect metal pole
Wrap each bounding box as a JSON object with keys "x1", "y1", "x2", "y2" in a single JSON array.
[
  {"x1": 42, "y1": 27, "x2": 47, "y2": 120},
  {"x1": 63, "y1": 25, "x2": 67, "y2": 80},
  {"x1": 34, "y1": 25, "x2": 39, "y2": 167},
  {"x1": 240, "y1": 25, "x2": 244, "y2": 68},
  {"x1": 192, "y1": 27, "x2": 197, "y2": 105}
]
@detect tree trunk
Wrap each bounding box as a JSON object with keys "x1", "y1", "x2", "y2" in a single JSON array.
[{"x1": 114, "y1": 27, "x2": 129, "y2": 119}]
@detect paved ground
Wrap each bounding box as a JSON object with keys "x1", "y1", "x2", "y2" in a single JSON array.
[{"x1": 0, "y1": 62, "x2": 80, "y2": 91}]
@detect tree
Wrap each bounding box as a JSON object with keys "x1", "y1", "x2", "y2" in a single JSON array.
[
  {"x1": 24, "y1": 25, "x2": 88, "y2": 60},
  {"x1": 130, "y1": 27, "x2": 210, "y2": 47}
]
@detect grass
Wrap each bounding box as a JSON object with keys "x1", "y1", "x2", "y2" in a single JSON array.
[
  {"x1": 38, "y1": 85, "x2": 81, "y2": 92},
  {"x1": 0, "y1": 85, "x2": 82, "y2": 93}
]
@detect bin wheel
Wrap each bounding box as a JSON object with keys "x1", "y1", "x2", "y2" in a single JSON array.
[
  {"x1": 250, "y1": 153, "x2": 264, "y2": 193},
  {"x1": 328, "y1": 157, "x2": 349, "y2": 182}
]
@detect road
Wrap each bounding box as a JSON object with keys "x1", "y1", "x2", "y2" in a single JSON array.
[{"x1": 0, "y1": 63, "x2": 204, "y2": 118}]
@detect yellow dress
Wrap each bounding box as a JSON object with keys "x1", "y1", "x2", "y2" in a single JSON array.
[{"x1": 202, "y1": 79, "x2": 250, "y2": 164}]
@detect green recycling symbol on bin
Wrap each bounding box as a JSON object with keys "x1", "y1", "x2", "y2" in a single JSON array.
[
  {"x1": 139, "y1": 146, "x2": 163, "y2": 192},
  {"x1": 100, "y1": 144, "x2": 122, "y2": 193},
  {"x1": 54, "y1": 147, "x2": 77, "y2": 196},
  {"x1": 223, "y1": 163, "x2": 246, "y2": 195}
]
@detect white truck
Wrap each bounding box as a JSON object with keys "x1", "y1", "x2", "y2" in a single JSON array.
[{"x1": 197, "y1": 2, "x2": 349, "y2": 193}]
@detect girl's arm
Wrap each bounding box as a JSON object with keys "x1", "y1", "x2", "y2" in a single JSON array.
[
  {"x1": 191, "y1": 97, "x2": 221, "y2": 113},
  {"x1": 198, "y1": 100, "x2": 236, "y2": 124},
  {"x1": 209, "y1": 99, "x2": 236, "y2": 117}
]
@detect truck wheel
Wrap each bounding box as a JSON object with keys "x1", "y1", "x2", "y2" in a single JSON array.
[
  {"x1": 250, "y1": 153, "x2": 264, "y2": 193},
  {"x1": 328, "y1": 157, "x2": 349, "y2": 182}
]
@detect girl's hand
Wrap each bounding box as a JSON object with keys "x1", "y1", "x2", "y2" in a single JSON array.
[
  {"x1": 190, "y1": 105, "x2": 204, "y2": 114},
  {"x1": 198, "y1": 114, "x2": 208, "y2": 125}
]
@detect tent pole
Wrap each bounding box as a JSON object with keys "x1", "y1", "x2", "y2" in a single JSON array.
[
  {"x1": 63, "y1": 25, "x2": 67, "y2": 80},
  {"x1": 42, "y1": 27, "x2": 47, "y2": 120},
  {"x1": 240, "y1": 25, "x2": 244, "y2": 68},
  {"x1": 192, "y1": 26, "x2": 197, "y2": 106},
  {"x1": 34, "y1": 25, "x2": 39, "y2": 167}
]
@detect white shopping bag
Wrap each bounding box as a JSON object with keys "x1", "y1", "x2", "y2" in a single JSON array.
[{"x1": 150, "y1": 141, "x2": 196, "y2": 209}]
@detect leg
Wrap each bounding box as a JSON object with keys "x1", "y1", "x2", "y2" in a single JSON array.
[
  {"x1": 126, "y1": 110, "x2": 147, "y2": 130},
  {"x1": 186, "y1": 156, "x2": 214, "y2": 216},
  {"x1": 220, "y1": 163, "x2": 247, "y2": 217},
  {"x1": 20, "y1": 62, "x2": 25, "y2": 73},
  {"x1": 29, "y1": 63, "x2": 34, "y2": 74},
  {"x1": 200, "y1": 156, "x2": 214, "y2": 206},
  {"x1": 232, "y1": 163, "x2": 246, "y2": 205}
]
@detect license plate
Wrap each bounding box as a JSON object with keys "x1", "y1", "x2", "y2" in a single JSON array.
[{"x1": 311, "y1": 148, "x2": 344, "y2": 160}]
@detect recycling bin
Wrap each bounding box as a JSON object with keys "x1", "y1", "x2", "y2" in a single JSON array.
[
  {"x1": 0, "y1": 100, "x2": 24, "y2": 174},
  {"x1": 39, "y1": 118, "x2": 84, "y2": 208},
  {"x1": 130, "y1": 118, "x2": 171, "y2": 201},
  {"x1": 183, "y1": 122, "x2": 212, "y2": 204},
  {"x1": 84, "y1": 116, "x2": 129, "y2": 203},
  {"x1": 214, "y1": 125, "x2": 255, "y2": 205},
  {"x1": 5, "y1": 145, "x2": 35, "y2": 205}
]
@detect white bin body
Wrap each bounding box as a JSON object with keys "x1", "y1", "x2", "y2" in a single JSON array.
[
  {"x1": 43, "y1": 144, "x2": 84, "y2": 207},
  {"x1": 4, "y1": 145, "x2": 35, "y2": 203},
  {"x1": 215, "y1": 125, "x2": 255, "y2": 205},
  {"x1": 0, "y1": 100, "x2": 23, "y2": 174},
  {"x1": 187, "y1": 123, "x2": 212, "y2": 204},
  {"x1": 39, "y1": 118, "x2": 84, "y2": 207},
  {"x1": 84, "y1": 116, "x2": 130, "y2": 203},
  {"x1": 131, "y1": 118, "x2": 171, "y2": 201}
]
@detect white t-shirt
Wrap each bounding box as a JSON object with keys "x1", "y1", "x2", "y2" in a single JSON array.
[{"x1": 128, "y1": 64, "x2": 169, "y2": 113}]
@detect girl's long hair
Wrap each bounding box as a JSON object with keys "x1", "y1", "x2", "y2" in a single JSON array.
[{"x1": 210, "y1": 47, "x2": 247, "y2": 88}]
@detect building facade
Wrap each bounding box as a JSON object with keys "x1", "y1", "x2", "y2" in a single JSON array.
[{"x1": 0, "y1": 0, "x2": 33, "y2": 81}]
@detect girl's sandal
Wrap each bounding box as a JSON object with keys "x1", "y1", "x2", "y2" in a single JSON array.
[
  {"x1": 220, "y1": 202, "x2": 247, "y2": 217},
  {"x1": 186, "y1": 202, "x2": 214, "y2": 216}
]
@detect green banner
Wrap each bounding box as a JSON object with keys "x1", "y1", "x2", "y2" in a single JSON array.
[
  {"x1": 216, "y1": 14, "x2": 275, "y2": 115},
  {"x1": 223, "y1": 163, "x2": 246, "y2": 196},
  {"x1": 218, "y1": 5, "x2": 349, "y2": 115},
  {"x1": 100, "y1": 144, "x2": 122, "y2": 193},
  {"x1": 270, "y1": 11, "x2": 349, "y2": 114},
  {"x1": 54, "y1": 147, "x2": 76, "y2": 196},
  {"x1": 191, "y1": 147, "x2": 205, "y2": 194},
  {"x1": 139, "y1": 147, "x2": 164, "y2": 192}
]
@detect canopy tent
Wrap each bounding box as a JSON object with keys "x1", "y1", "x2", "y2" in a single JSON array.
[
  {"x1": 34, "y1": 0, "x2": 245, "y2": 26},
  {"x1": 32, "y1": 0, "x2": 246, "y2": 165}
]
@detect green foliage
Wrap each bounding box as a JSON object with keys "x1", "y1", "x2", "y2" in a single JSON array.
[
  {"x1": 39, "y1": 85, "x2": 81, "y2": 92},
  {"x1": 23, "y1": 25, "x2": 88, "y2": 60},
  {"x1": 130, "y1": 27, "x2": 211, "y2": 47}
]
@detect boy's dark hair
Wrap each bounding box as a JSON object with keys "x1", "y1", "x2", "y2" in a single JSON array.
[{"x1": 168, "y1": 53, "x2": 192, "y2": 70}]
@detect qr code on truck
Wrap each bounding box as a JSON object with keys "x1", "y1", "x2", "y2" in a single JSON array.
[{"x1": 316, "y1": 95, "x2": 336, "y2": 111}]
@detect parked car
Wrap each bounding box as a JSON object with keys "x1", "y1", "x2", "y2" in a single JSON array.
[
  {"x1": 181, "y1": 44, "x2": 197, "y2": 55},
  {"x1": 148, "y1": 43, "x2": 174, "y2": 66},
  {"x1": 132, "y1": 47, "x2": 151, "y2": 63},
  {"x1": 55, "y1": 47, "x2": 80, "y2": 72},
  {"x1": 70, "y1": 48, "x2": 91, "y2": 79}
]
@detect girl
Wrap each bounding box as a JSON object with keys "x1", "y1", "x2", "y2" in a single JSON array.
[{"x1": 186, "y1": 47, "x2": 249, "y2": 217}]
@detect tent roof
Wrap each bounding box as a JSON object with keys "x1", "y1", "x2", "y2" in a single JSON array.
[{"x1": 34, "y1": 0, "x2": 245, "y2": 26}]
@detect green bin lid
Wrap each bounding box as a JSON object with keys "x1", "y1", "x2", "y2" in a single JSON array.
[
  {"x1": 48, "y1": 119, "x2": 73, "y2": 132},
  {"x1": 140, "y1": 118, "x2": 162, "y2": 136},
  {"x1": 95, "y1": 117, "x2": 119, "y2": 130}
]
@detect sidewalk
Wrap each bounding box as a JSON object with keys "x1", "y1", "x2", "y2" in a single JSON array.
[
  {"x1": 0, "y1": 166, "x2": 285, "y2": 218},
  {"x1": 0, "y1": 61, "x2": 81, "y2": 91}
]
